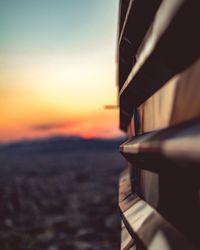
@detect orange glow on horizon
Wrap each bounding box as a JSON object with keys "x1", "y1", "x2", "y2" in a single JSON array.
[{"x1": 0, "y1": 109, "x2": 122, "y2": 143}]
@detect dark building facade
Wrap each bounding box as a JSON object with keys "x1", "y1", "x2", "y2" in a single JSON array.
[{"x1": 117, "y1": 1, "x2": 200, "y2": 249}]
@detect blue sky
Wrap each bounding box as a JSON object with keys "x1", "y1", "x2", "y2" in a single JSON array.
[{"x1": 0, "y1": 0, "x2": 118, "y2": 53}]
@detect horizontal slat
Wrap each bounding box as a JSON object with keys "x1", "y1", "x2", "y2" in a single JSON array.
[
  {"x1": 139, "y1": 59, "x2": 200, "y2": 133},
  {"x1": 119, "y1": 0, "x2": 184, "y2": 93},
  {"x1": 122, "y1": 196, "x2": 195, "y2": 250},
  {"x1": 119, "y1": 0, "x2": 133, "y2": 44},
  {"x1": 121, "y1": 221, "x2": 135, "y2": 250},
  {"x1": 119, "y1": 168, "x2": 140, "y2": 213},
  {"x1": 120, "y1": 119, "x2": 200, "y2": 173},
  {"x1": 119, "y1": 168, "x2": 196, "y2": 250},
  {"x1": 119, "y1": 0, "x2": 200, "y2": 131},
  {"x1": 119, "y1": 0, "x2": 161, "y2": 52},
  {"x1": 118, "y1": 0, "x2": 161, "y2": 89},
  {"x1": 118, "y1": 0, "x2": 132, "y2": 38}
]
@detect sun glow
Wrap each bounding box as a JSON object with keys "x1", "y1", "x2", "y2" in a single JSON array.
[{"x1": 0, "y1": 51, "x2": 121, "y2": 142}]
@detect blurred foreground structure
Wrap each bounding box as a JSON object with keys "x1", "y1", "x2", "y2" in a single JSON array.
[{"x1": 117, "y1": 0, "x2": 200, "y2": 249}]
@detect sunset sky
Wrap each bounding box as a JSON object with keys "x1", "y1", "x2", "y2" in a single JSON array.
[{"x1": 0, "y1": 0, "x2": 122, "y2": 142}]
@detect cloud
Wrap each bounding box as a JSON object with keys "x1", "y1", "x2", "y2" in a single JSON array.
[{"x1": 30, "y1": 121, "x2": 75, "y2": 131}]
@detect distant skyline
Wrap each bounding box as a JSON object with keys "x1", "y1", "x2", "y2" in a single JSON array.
[{"x1": 0, "y1": 0, "x2": 122, "y2": 142}]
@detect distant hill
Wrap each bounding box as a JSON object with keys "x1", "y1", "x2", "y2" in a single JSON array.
[
  {"x1": 0, "y1": 136, "x2": 125, "y2": 155},
  {"x1": 0, "y1": 135, "x2": 125, "y2": 178}
]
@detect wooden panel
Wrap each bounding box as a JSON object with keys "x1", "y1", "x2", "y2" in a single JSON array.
[
  {"x1": 140, "y1": 59, "x2": 200, "y2": 132},
  {"x1": 120, "y1": 119, "x2": 200, "y2": 170},
  {"x1": 140, "y1": 170, "x2": 159, "y2": 208},
  {"x1": 170, "y1": 60, "x2": 200, "y2": 126},
  {"x1": 140, "y1": 75, "x2": 177, "y2": 132},
  {"x1": 122, "y1": 197, "x2": 195, "y2": 250},
  {"x1": 118, "y1": 0, "x2": 161, "y2": 89},
  {"x1": 121, "y1": 221, "x2": 135, "y2": 250},
  {"x1": 127, "y1": 246, "x2": 136, "y2": 250},
  {"x1": 119, "y1": 168, "x2": 140, "y2": 213},
  {"x1": 118, "y1": 167, "x2": 196, "y2": 249}
]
